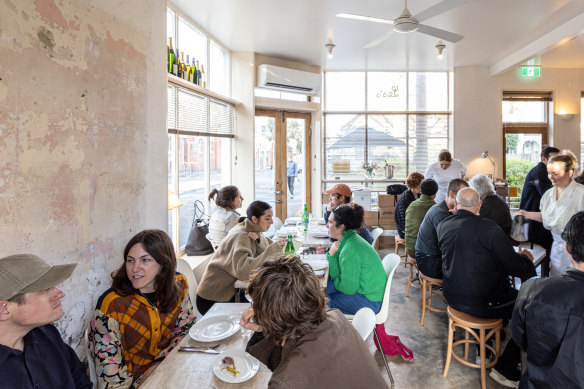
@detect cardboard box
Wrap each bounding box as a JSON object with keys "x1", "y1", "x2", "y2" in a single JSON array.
[
  {"x1": 379, "y1": 208, "x2": 396, "y2": 219},
  {"x1": 376, "y1": 235, "x2": 396, "y2": 250},
  {"x1": 322, "y1": 192, "x2": 330, "y2": 204},
  {"x1": 378, "y1": 194, "x2": 399, "y2": 208},
  {"x1": 364, "y1": 211, "x2": 379, "y2": 226}
]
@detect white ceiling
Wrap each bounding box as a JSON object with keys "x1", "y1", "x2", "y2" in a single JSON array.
[{"x1": 172, "y1": 0, "x2": 584, "y2": 73}]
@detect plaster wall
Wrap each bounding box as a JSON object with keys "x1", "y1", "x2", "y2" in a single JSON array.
[
  {"x1": 454, "y1": 66, "x2": 584, "y2": 178},
  {"x1": 0, "y1": 0, "x2": 167, "y2": 354}
]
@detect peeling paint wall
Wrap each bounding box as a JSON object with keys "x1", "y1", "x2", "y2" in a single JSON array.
[{"x1": 0, "y1": 0, "x2": 167, "y2": 355}]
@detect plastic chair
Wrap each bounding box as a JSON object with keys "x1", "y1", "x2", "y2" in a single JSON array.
[
  {"x1": 84, "y1": 328, "x2": 97, "y2": 389},
  {"x1": 345, "y1": 253, "x2": 400, "y2": 385},
  {"x1": 177, "y1": 257, "x2": 201, "y2": 319},
  {"x1": 352, "y1": 307, "x2": 376, "y2": 341},
  {"x1": 370, "y1": 227, "x2": 383, "y2": 248},
  {"x1": 272, "y1": 216, "x2": 284, "y2": 231},
  {"x1": 205, "y1": 233, "x2": 219, "y2": 251}
]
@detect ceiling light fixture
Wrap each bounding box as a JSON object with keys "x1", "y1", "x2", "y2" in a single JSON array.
[
  {"x1": 325, "y1": 43, "x2": 336, "y2": 59},
  {"x1": 436, "y1": 41, "x2": 446, "y2": 60}
]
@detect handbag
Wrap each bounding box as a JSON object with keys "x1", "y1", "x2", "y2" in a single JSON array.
[{"x1": 185, "y1": 200, "x2": 214, "y2": 256}]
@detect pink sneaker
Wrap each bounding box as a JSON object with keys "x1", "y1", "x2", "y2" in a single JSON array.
[{"x1": 374, "y1": 324, "x2": 414, "y2": 361}]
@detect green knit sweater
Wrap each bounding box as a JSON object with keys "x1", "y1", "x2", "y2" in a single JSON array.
[
  {"x1": 405, "y1": 194, "x2": 436, "y2": 258},
  {"x1": 326, "y1": 229, "x2": 387, "y2": 302}
]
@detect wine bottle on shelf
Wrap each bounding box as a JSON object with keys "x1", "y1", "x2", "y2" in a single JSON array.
[
  {"x1": 169, "y1": 37, "x2": 176, "y2": 75},
  {"x1": 180, "y1": 52, "x2": 186, "y2": 80},
  {"x1": 200, "y1": 64, "x2": 206, "y2": 88},
  {"x1": 192, "y1": 58, "x2": 198, "y2": 85},
  {"x1": 196, "y1": 60, "x2": 202, "y2": 87},
  {"x1": 176, "y1": 49, "x2": 181, "y2": 77},
  {"x1": 185, "y1": 54, "x2": 192, "y2": 82}
]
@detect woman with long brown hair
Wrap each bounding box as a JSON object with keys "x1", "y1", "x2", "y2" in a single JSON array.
[
  {"x1": 88, "y1": 230, "x2": 195, "y2": 388},
  {"x1": 207, "y1": 185, "x2": 244, "y2": 244}
]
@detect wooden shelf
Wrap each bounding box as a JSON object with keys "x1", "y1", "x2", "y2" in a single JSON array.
[{"x1": 167, "y1": 74, "x2": 240, "y2": 106}]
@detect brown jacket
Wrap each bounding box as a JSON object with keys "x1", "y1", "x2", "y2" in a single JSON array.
[
  {"x1": 247, "y1": 310, "x2": 388, "y2": 389},
  {"x1": 196, "y1": 219, "x2": 283, "y2": 302}
]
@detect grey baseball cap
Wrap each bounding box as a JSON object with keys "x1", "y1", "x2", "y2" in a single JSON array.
[{"x1": 0, "y1": 254, "x2": 77, "y2": 301}]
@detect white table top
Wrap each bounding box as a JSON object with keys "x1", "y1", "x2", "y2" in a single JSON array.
[
  {"x1": 139, "y1": 303, "x2": 271, "y2": 389},
  {"x1": 515, "y1": 242, "x2": 546, "y2": 268}
]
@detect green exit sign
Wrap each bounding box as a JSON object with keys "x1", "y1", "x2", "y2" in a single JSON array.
[{"x1": 521, "y1": 67, "x2": 540, "y2": 77}]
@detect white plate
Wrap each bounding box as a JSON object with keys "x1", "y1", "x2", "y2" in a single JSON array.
[
  {"x1": 213, "y1": 349, "x2": 260, "y2": 384},
  {"x1": 310, "y1": 232, "x2": 330, "y2": 238},
  {"x1": 189, "y1": 314, "x2": 240, "y2": 342},
  {"x1": 284, "y1": 217, "x2": 300, "y2": 225}
]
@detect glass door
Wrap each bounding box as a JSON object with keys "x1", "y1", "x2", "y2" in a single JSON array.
[{"x1": 255, "y1": 110, "x2": 311, "y2": 221}]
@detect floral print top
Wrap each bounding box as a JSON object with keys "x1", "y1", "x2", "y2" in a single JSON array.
[{"x1": 88, "y1": 273, "x2": 195, "y2": 388}]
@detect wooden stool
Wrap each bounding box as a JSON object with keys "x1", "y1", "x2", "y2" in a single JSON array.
[
  {"x1": 443, "y1": 306, "x2": 503, "y2": 389},
  {"x1": 394, "y1": 235, "x2": 407, "y2": 267},
  {"x1": 405, "y1": 255, "x2": 420, "y2": 297},
  {"x1": 419, "y1": 272, "x2": 446, "y2": 326}
]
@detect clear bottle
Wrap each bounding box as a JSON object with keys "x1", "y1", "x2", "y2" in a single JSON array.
[
  {"x1": 301, "y1": 204, "x2": 309, "y2": 229},
  {"x1": 284, "y1": 234, "x2": 295, "y2": 255},
  {"x1": 185, "y1": 54, "x2": 191, "y2": 82},
  {"x1": 200, "y1": 64, "x2": 206, "y2": 88}
]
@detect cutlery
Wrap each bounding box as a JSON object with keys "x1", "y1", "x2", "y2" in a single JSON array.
[{"x1": 179, "y1": 347, "x2": 221, "y2": 354}]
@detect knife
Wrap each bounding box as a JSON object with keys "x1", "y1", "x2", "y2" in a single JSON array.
[{"x1": 179, "y1": 347, "x2": 220, "y2": 354}]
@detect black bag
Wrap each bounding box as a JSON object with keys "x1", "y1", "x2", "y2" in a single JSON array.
[
  {"x1": 185, "y1": 200, "x2": 214, "y2": 256},
  {"x1": 386, "y1": 184, "x2": 407, "y2": 195}
]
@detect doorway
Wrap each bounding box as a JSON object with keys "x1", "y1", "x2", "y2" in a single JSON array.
[{"x1": 254, "y1": 110, "x2": 311, "y2": 221}]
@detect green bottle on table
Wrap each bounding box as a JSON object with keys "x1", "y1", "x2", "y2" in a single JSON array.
[
  {"x1": 301, "y1": 204, "x2": 309, "y2": 229},
  {"x1": 284, "y1": 234, "x2": 295, "y2": 255}
]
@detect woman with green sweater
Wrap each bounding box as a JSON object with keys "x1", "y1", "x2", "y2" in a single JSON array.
[{"x1": 326, "y1": 204, "x2": 387, "y2": 314}]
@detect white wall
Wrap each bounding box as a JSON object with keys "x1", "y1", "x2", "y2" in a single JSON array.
[
  {"x1": 0, "y1": 0, "x2": 167, "y2": 354},
  {"x1": 454, "y1": 66, "x2": 584, "y2": 178}
]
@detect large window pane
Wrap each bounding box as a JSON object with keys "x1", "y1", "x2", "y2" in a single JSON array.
[
  {"x1": 408, "y1": 72, "x2": 448, "y2": 111},
  {"x1": 209, "y1": 137, "x2": 231, "y2": 212},
  {"x1": 502, "y1": 101, "x2": 546, "y2": 122},
  {"x1": 167, "y1": 8, "x2": 176, "y2": 49},
  {"x1": 178, "y1": 17, "x2": 207, "y2": 73},
  {"x1": 178, "y1": 135, "x2": 207, "y2": 248},
  {"x1": 168, "y1": 134, "x2": 176, "y2": 243},
  {"x1": 210, "y1": 41, "x2": 229, "y2": 96},
  {"x1": 368, "y1": 115, "x2": 407, "y2": 178},
  {"x1": 408, "y1": 114, "x2": 449, "y2": 173},
  {"x1": 367, "y1": 72, "x2": 407, "y2": 111},
  {"x1": 325, "y1": 72, "x2": 365, "y2": 111},
  {"x1": 255, "y1": 117, "x2": 276, "y2": 210},
  {"x1": 325, "y1": 114, "x2": 366, "y2": 178}
]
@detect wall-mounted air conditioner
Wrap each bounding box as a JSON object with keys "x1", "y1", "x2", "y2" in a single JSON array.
[{"x1": 257, "y1": 64, "x2": 321, "y2": 95}]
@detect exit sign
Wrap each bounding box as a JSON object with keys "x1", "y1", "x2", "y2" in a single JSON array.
[{"x1": 521, "y1": 67, "x2": 540, "y2": 77}]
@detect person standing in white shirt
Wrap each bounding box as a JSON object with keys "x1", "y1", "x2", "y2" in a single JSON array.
[
  {"x1": 424, "y1": 149, "x2": 466, "y2": 203},
  {"x1": 518, "y1": 151, "x2": 584, "y2": 276}
]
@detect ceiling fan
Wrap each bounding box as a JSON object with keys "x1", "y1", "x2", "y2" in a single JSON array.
[{"x1": 337, "y1": 0, "x2": 465, "y2": 48}]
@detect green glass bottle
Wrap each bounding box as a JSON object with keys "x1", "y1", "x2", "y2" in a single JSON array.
[
  {"x1": 168, "y1": 37, "x2": 175, "y2": 74},
  {"x1": 301, "y1": 204, "x2": 309, "y2": 229},
  {"x1": 284, "y1": 234, "x2": 295, "y2": 255}
]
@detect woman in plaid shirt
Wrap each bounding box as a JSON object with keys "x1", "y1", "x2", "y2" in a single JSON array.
[{"x1": 88, "y1": 230, "x2": 195, "y2": 388}]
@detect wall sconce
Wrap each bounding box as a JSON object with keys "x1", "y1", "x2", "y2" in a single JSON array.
[
  {"x1": 168, "y1": 191, "x2": 183, "y2": 211},
  {"x1": 325, "y1": 42, "x2": 336, "y2": 59},
  {"x1": 559, "y1": 113, "x2": 575, "y2": 121},
  {"x1": 481, "y1": 151, "x2": 496, "y2": 181},
  {"x1": 436, "y1": 41, "x2": 445, "y2": 60}
]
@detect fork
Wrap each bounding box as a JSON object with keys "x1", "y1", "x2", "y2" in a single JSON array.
[{"x1": 181, "y1": 344, "x2": 219, "y2": 350}]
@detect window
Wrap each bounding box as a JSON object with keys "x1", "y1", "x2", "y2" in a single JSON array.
[
  {"x1": 210, "y1": 41, "x2": 229, "y2": 96},
  {"x1": 323, "y1": 71, "x2": 451, "y2": 187},
  {"x1": 502, "y1": 91, "x2": 551, "y2": 196}
]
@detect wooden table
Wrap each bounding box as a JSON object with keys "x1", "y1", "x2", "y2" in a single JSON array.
[
  {"x1": 274, "y1": 223, "x2": 332, "y2": 248},
  {"x1": 139, "y1": 303, "x2": 271, "y2": 389},
  {"x1": 515, "y1": 242, "x2": 546, "y2": 268}
]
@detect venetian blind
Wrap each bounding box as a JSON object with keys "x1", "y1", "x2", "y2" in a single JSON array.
[{"x1": 167, "y1": 84, "x2": 235, "y2": 138}]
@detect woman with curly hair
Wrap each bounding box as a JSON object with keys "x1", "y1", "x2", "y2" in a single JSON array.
[
  {"x1": 394, "y1": 172, "x2": 424, "y2": 239},
  {"x1": 88, "y1": 230, "x2": 195, "y2": 388},
  {"x1": 240, "y1": 256, "x2": 387, "y2": 389}
]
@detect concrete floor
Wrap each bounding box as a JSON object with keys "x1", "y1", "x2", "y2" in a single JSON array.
[{"x1": 370, "y1": 248, "x2": 510, "y2": 389}]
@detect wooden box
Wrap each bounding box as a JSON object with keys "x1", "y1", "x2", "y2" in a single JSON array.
[
  {"x1": 364, "y1": 211, "x2": 379, "y2": 227},
  {"x1": 376, "y1": 235, "x2": 396, "y2": 250},
  {"x1": 378, "y1": 194, "x2": 399, "y2": 208}
]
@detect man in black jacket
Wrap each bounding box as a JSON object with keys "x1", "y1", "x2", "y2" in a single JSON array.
[
  {"x1": 437, "y1": 188, "x2": 535, "y2": 387},
  {"x1": 511, "y1": 211, "x2": 584, "y2": 388},
  {"x1": 519, "y1": 146, "x2": 559, "y2": 252}
]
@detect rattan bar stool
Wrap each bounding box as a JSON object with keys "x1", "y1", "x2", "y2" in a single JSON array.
[
  {"x1": 443, "y1": 306, "x2": 503, "y2": 389},
  {"x1": 419, "y1": 272, "x2": 446, "y2": 326},
  {"x1": 405, "y1": 254, "x2": 420, "y2": 297},
  {"x1": 394, "y1": 235, "x2": 407, "y2": 268}
]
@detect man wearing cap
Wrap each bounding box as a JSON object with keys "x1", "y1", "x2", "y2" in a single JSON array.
[
  {"x1": 324, "y1": 184, "x2": 374, "y2": 244},
  {"x1": 0, "y1": 254, "x2": 92, "y2": 388}
]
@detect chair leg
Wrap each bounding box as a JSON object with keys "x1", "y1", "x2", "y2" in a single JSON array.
[
  {"x1": 405, "y1": 260, "x2": 412, "y2": 297},
  {"x1": 464, "y1": 330, "x2": 469, "y2": 360},
  {"x1": 480, "y1": 328, "x2": 486, "y2": 389},
  {"x1": 420, "y1": 278, "x2": 427, "y2": 326},
  {"x1": 443, "y1": 318, "x2": 454, "y2": 377},
  {"x1": 374, "y1": 328, "x2": 395, "y2": 386}
]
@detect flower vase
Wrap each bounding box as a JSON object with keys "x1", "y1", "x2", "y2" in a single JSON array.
[{"x1": 364, "y1": 170, "x2": 376, "y2": 179}]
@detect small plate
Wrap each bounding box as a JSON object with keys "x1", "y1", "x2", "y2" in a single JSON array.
[
  {"x1": 213, "y1": 349, "x2": 260, "y2": 383},
  {"x1": 189, "y1": 314, "x2": 240, "y2": 342},
  {"x1": 310, "y1": 232, "x2": 330, "y2": 238}
]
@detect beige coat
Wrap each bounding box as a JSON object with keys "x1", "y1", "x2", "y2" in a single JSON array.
[{"x1": 197, "y1": 219, "x2": 283, "y2": 302}]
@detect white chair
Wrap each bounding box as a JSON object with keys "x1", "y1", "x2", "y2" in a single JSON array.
[
  {"x1": 352, "y1": 307, "x2": 376, "y2": 341},
  {"x1": 345, "y1": 253, "x2": 400, "y2": 386},
  {"x1": 177, "y1": 257, "x2": 201, "y2": 319},
  {"x1": 370, "y1": 227, "x2": 383, "y2": 248},
  {"x1": 84, "y1": 328, "x2": 97, "y2": 389},
  {"x1": 273, "y1": 216, "x2": 284, "y2": 231}
]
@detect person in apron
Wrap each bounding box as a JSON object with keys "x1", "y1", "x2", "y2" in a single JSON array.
[{"x1": 518, "y1": 151, "x2": 584, "y2": 276}]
